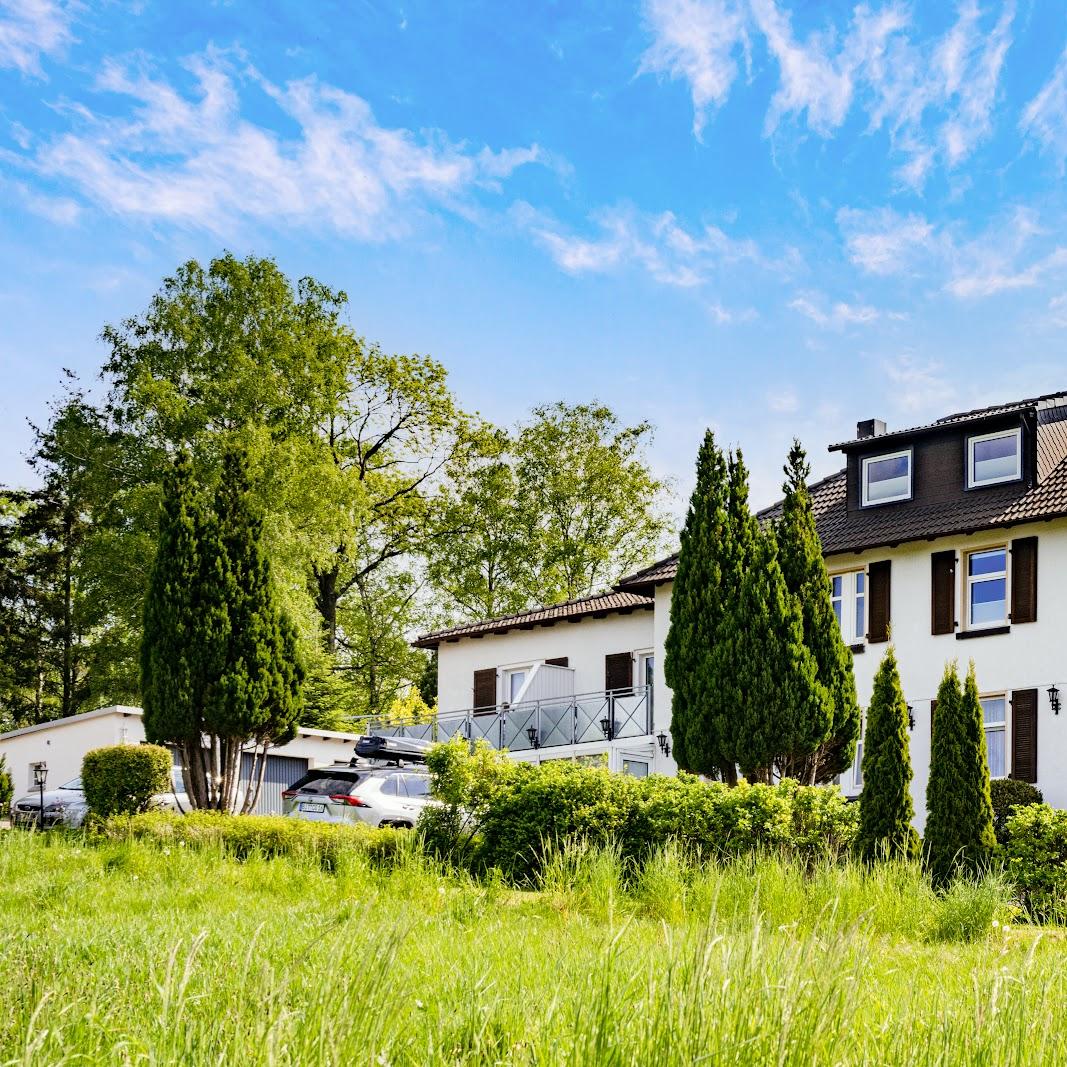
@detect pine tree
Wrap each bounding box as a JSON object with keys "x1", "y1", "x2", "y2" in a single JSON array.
[
  {"x1": 664, "y1": 431, "x2": 733, "y2": 779},
  {"x1": 775, "y1": 440, "x2": 860, "y2": 784},
  {"x1": 857, "y1": 647, "x2": 919, "y2": 861},
  {"x1": 924, "y1": 661, "x2": 996, "y2": 885}
]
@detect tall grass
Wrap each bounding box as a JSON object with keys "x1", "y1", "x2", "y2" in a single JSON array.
[{"x1": 0, "y1": 831, "x2": 1055, "y2": 1066}]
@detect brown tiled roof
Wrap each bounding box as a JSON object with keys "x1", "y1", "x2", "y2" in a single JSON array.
[{"x1": 414, "y1": 590, "x2": 654, "y2": 648}]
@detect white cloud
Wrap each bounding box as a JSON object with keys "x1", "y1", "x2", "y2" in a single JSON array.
[
  {"x1": 766, "y1": 387, "x2": 798, "y2": 412},
  {"x1": 27, "y1": 51, "x2": 544, "y2": 238},
  {"x1": 1021, "y1": 44, "x2": 1067, "y2": 169},
  {"x1": 882, "y1": 356, "x2": 955, "y2": 413},
  {"x1": 519, "y1": 203, "x2": 766, "y2": 290},
  {"x1": 836, "y1": 207, "x2": 934, "y2": 275},
  {"x1": 0, "y1": 0, "x2": 73, "y2": 76},
  {"x1": 788, "y1": 290, "x2": 880, "y2": 327},
  {"x1": 947, "y1": 246, "x2": 1067, "y2": 299},
  {"x1": 638, "y1": 0, "x2": 748, "y2": 139}
]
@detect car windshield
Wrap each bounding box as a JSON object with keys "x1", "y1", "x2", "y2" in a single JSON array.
[
  {"x1": 289, "y1": 771, "x2": 360, "y2": 796},
  {"x1": 59, "y1": 778, "x2": 83, "y2": 791}
]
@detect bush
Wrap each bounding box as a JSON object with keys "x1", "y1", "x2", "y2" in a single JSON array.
[
  {"x1": 98, "y1": 809, "x2": 403, "y2": 870},
  {"x1": 82, "y1": 745, "x2": 173, "y2": 818},
  {"x1": 420, "y1": 739, "x2": 858, "y2": 881},
  {"x1": 0, "y1": 754, "x2": 13, "y2": 813},
  {"x1": 1002, "y1": 804, "x2": 1067, "y2": 922},
  {"x1": 990, "y1": 779, "x2": 1043, "y2": 845}
]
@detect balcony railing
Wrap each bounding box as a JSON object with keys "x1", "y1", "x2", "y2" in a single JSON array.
[{"x1": 368, "y1": 686, "x2": 654, "y2": 753}]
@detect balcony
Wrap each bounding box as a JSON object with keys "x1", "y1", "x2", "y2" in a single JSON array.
[{"x1": 368, "y1": 685, "x2": 654, "y2": 753}]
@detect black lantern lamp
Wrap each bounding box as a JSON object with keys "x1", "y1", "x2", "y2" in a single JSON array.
[
  {"x1": 526, "y1": 725, "x2": 540, "y2": 749},
  {"x1": 657, "y1": 730, "x2": 671, "y2": 757},
  {"x1": 1049, "y1": 685, "x2": 1061, "y2": 715},
  {"x1": 33, "y1": 762, "x2": 47, "y2": 831},
  {"x1": 599, "y1": 716, "x2": 613, "y2": 740},
  {"x1": 906, "y1": 704, "x2": 915, "y2": 731}
]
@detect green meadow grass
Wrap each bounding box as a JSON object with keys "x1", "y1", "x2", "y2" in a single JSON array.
[{"x1": 0, "y1": 830, "x2": 1064, "y2": 1066}]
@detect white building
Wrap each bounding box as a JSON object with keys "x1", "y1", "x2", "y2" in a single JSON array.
[
  {"x1": 0, "y1": 706, "x2": 363, "y2": 813},
  {"x1": 399, "y1": 391, "x2": 1067, "y2": 825}
]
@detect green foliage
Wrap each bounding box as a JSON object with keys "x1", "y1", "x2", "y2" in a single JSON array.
[
  {"x1": 1002, "y1": 804, "x2": 1067, "y2": 922},
  {"x1": 98, "y1": 809, "x2": 402, "y2": 869},
  {"x1": 773, "y1": 441, "x2": 859, "y2": 783},
  {"x1": 925, "y1": 662, "x2": 996, "y2": 886},
  {"x1": 857, "y1": 647, "x2": 919, "y2": 861},
  {"x1": 420, "y1": 740, "x2": 857, "y2": 881},
  {"x1": 0, "y1": 754, "x2": 13, "y2": 811},
  {"x1": 81, "y1": 744, "x2": 172, "y2": 818},
  {"x1": 990, "y1": 778, "x2": 1043, "y2": 845}
]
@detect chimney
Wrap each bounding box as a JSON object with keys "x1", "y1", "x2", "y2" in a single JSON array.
[{"x1": 856, "y1": 418, "x2": 887, "y2": 440}]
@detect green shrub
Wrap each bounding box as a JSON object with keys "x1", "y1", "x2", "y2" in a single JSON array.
[
  {"x1": 99, "y1": 809, "x2": 403, "y2": 870},
  {"x1": 82, "y1": 744, "x2": 173, "y2": 818},
  {"x1": 0, "y1": 754, "x2": 13, "y2": 813},
  {"x1": 922, "y1": 872, "x2": 1012, "y2": 943},
  {"x1": 1002, "y1": 804, "x2": 1067, "y2": 922},
  {"x1": 989, "y1": 779, "x2": 1043, "y2": 845},
  {"x1": 420, "y1": 739, "x2": 859, "y2": 881}
]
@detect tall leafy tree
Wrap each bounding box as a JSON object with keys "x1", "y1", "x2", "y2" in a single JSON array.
[
  {"x1": 925, "y1": 661, "x2": 996, "y2": 885},
  {"x1": 664, "y1": 431, "x2": 732, "y2": 779},
  {"x1": 857, "y1": 647, "x2": 919, "y2": 861},
  {"x1": 774, "y1": 441, "x2": 860, "y2": 784}
]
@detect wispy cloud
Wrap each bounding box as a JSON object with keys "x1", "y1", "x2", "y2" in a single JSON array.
[
  {"x1": 1021, "y1": 43, "x2": 1067, "y2": 169},
  {"x1": 766, "y1": 386, "x2": 798, "y2": 412},
  {"x1": 788, "y1": 290, "x2": 880, "y2": 328},
  {"x1": 638, "y1": 0, "x2": 747, "y2": 139},
  {"x1": 0, "y1": 0, "x2": 74, "y2": 75},
  {"x1": 24, "y1": 50, "x2": 545, "y2": 237},
  {"x1": 882, "y1": 355, "x2": 955, "y2": 413},
  {"x1": 837, "y1": 207, "x2": 934, "y2": 276}
]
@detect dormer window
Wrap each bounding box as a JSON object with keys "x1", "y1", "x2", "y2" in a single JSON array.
[
  {"x1": 967, "y1": 427, "x2": 1021, "y2": 489},
  {"x1": 861, "y1": 449, "x2": 912, "y2": 506}
]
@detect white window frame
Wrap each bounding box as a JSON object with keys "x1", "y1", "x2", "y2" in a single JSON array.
[
  {"x1": 964, "y1": 545, "x2": 1008, "y2": 630},
  {"x1": 852, "y1": 716, "x2": 864, "y2": 790},
  {"x1": 501, "y1": 665, "x2": 533, "y2": 706},
  {"x1": 861, "y1": 448, "x2": 913, "y2": 507},
  {"x1": 980, "y1": 694, "x2": 1009, "y2": 779},
  {"x1": 829, "y1": 569, "x2": 866, "y2": 645},
  {"x1": 636, "y1": 649, "x2": 655, "y2": 691},
  {"x1": 967, "y1": 427, "x2": 1022, "y2": 489}
]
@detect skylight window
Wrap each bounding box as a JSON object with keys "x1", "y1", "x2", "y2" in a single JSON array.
[
  {"x1": 968, "y1": 428, "x2": 1021, "y2": 489},
  {"x1": 861, "y1": 449, "x2": 912, "y2": 506}
]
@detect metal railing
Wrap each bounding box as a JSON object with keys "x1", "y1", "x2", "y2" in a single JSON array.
[{"x1": 368, "y1": 686, "x2": 654, "y2": 752}]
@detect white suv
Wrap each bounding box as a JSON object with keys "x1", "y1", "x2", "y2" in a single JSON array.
[{"x1": 282, "y1": 766, "x2": 434, "y2": 829}]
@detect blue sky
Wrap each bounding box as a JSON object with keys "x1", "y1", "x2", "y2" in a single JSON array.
[{"x1": 2, "y1": 0, "x2": 1067, "y2": 508}]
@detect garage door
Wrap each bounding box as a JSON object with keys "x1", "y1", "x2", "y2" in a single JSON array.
[{"x1": 239, "y1": 753, "x2": 310, "y2": 815}]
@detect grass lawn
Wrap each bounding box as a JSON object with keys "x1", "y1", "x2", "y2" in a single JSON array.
[{"x1": 1, "y1": 830, "x2": 1065, "y2": 1066}]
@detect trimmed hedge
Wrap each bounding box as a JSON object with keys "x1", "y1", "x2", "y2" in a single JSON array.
[
  {"x1": 82, "y1": 744, "x2": 173, "y2": 818},
  {"x1": 99, "y1": 810, "x2": 404, "y2": 869},
  {"x1": 1002, "y1": 804, "x2": 1067, "y2": 922},
  {"x1": 423, "y1": 739, "x2": 857, "y2": 880},
  {"x1": 989, "y1": 778, "x2": 1043, "y2": 845}
]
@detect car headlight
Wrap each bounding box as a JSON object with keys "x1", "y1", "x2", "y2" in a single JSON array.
[{"x1": 43, "y1": 803, "x2": 65, "y2": 812}]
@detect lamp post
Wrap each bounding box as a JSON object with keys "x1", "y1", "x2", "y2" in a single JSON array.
[{"x1": 33, "y1": 763, "x2": 47, "y2": 832}]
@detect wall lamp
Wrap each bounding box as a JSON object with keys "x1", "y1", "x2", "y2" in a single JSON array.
[
  {"x1": 906, "y1": 704, "x2": 915, "y2": 731},
  {"x1": 656, "y1": 730, "x2": 671, "y2": 757},
  {"x1": 1049, "y1": 685, "x2": 1061, "y2": 715},
  {"x1": 526, "y1": 725, "x2": 540, "y2": 749},
  {"x1": 599, "y1": 716, "x2": 614, "y2": 740}
]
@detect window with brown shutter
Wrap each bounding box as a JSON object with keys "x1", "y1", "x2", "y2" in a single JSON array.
[
  {"x1": 867, "y1": 561, "x2": 891, "y2": 643},
  {"x1": 473, "y1": 668, "x2": 497, "y2": 710},
  {"x1": 931, "y1": 551, "x2": 956, "y2": 635},
  {"x1": 1010, "y1": 537, "x2": 1038, "y2": 624},
  {"x1": 545, "y1": 657, "x2": 569, "y2": 667},
  {"x1": 605, "y1": 652, "x2": 633, "y2": 694},
  {"x1": 1011, "y1": 688, "x2": 1038, "y2": 783}
]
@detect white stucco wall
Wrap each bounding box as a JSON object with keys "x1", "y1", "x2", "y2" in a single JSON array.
[{"x1": 435, "y1": 608, "x2": 655, "y2": 715}]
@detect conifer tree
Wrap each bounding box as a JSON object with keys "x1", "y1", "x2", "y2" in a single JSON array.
[
  {"x1": 924, "y1": 661, "x2": 996, "y2": 885},
  {"x1": 857, "y1": 647, "x2": 918, "y2": 861},
  {"x1": 664, "y1": 431, "x2": 733, "y2": 779},
  {"x1": 775, "y1": 440, "x2": 860, "y2": 784}
]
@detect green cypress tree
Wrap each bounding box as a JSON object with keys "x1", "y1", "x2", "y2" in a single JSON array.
[
  {"x1": 925, "y1": 661, "x2": 996, "y2": 885},
  {"x1": 775, "y1": 440, "x2": 860, "y2": 784},
  {"x1": 857, "y1": 647, "x2": 919, "y2": 861},
  {"x1": 664, "y1": 431, "x2": 733, "y2": 779}
]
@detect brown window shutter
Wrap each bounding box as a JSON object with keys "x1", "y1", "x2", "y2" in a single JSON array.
[
  {"x1": 1010, "y1": 537, "x2": 1038, "y2": 624},
  {"x1": 1011, "y1": 688, "x2": 1038, "y2": 783},
  {"x1": 605, "y1": 652, "x2": 633, "y2": 694},
  {"x1": 867, "y1": 561, "x2": 891, "y2": 643},
  {"x1": 930, "y1": 551, "x2": 956, "y2": 635},
  {"x1": 473, "y1": 668, "x2": 497, "y2": 709},
  {"x1": 545, "y1": 657, "x2": 569, "y2": 667}
]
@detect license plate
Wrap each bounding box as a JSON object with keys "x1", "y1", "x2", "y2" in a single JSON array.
[{"x1": 299, "y1": 802, "x2": 326, "y2": 813}]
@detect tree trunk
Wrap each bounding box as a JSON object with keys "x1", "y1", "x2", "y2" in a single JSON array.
[
  {"x1": 61, "y1": 504, "x2": 74, "y2": 718},
  {"x1": 314, "y1": 564, "x2": 339, "y2": 653}
]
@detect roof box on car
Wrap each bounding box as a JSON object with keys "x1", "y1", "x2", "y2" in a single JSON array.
[{"x1": 352, "y1": 734, "x2": 432, "y2": 765}]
